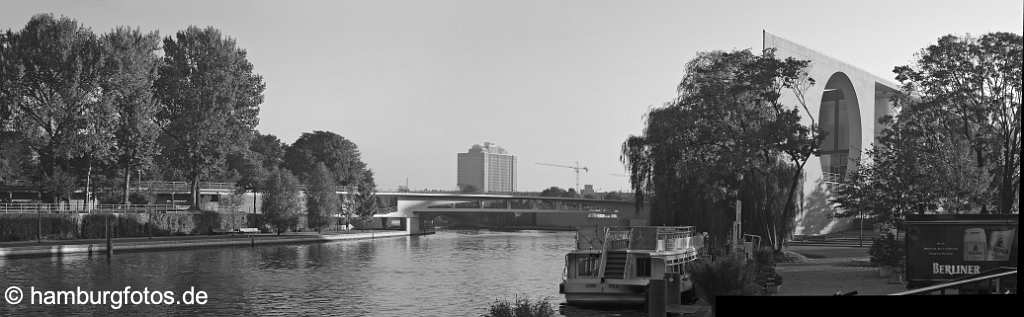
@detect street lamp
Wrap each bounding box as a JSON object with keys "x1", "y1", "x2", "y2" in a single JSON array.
[{"x1": 733, "y1": 173, "x2": 744, "y2": 254}]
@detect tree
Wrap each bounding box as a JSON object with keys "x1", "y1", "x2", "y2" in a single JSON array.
[
  {"x1": 262, "y1": 168, "x2": 301, "y2": 235},
  {"x1": 225, "y1": 131, "x2": 286, "y2": 192},
  {"x1": 351, "y1": 169, "x2": 379, "y2": 217},
  {"x1": 621, "y1": 49, "x2": 816, "y2": 251},
  {"x1": 539, "y1": 186, "x2": 568, "y2": 197},
  {"x1": 459, "y1": 184, "x2": 479, "y2": 193},
  {"x1": 893, "y1": 32, "x2": 1021, "y2": 214},
  {"x1": 155, "y1": 26, "x2": 265, "y2": 210},
  {"x1": 564, "y1": 188, "x2": 578, "y2": 198},
  {"x1": 0, "y1": 132, "x2": 33, "y2": 185},
  {"x1": 602, "y1": 191, "x2": 629, "y2": 201},
  {"x1": 0, "y1": 14, "x2": 117, "y2": 205},
  {"x1": 305, "y1": 163, "x2": 339, "y2": 233},
  {"x1": 100, "y1": 26, "x2": 163, "y2": 205},
  {"x1": 250, "y1": 132, "x2": 286, "y2": 171},
  {"x1": 283, "y1": 131, "x2": 372, "y2": 187}
]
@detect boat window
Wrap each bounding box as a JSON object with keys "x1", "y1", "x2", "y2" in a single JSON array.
[
  {"x1": 635, "y1": 257, "x2": 651, "y2": 277},
  {"x1": 571, "y1": 254, "x2": 601, "y2": 278}
]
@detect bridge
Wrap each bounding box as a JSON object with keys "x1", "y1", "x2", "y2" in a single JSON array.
[
  {"x1": 1, "y1": 180, "x2": 649, "y2": 232},
  {"x1": 368, "y1": 192, "x2": 649, "y2": 234}
]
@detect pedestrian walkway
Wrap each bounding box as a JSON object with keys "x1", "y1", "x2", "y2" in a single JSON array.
[{"x1": 776, "y1": 245, "x2": 907, "y2": 295}]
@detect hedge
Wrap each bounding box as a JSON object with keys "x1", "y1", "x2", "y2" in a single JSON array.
[{"x1": 0, "y1": 211, "x2": 251, "y2": 242}]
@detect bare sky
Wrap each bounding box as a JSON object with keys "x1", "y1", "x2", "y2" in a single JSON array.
[{"x1": 3, "y1": 0, "x2": 1022, "y2": 192}]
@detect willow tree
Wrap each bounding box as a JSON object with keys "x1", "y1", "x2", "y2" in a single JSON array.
[
  {"x1": 155, "y1": 26, "x2": 265, "y2": 210},
  {"x1": 622, "y1": 49, "x2": 817, "y2": 251}
]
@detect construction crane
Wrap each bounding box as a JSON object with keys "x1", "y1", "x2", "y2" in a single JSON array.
[{"x1": 536, "y1": 161, "x2": 589, "y2": 194}]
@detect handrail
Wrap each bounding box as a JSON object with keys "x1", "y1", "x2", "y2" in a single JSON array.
[
  {"x1": 598, "y1": 227, "x2": 611, "y2": 278},
  {"x1": 890, "y1": 267, "x2": 1017, "y2": 295}
]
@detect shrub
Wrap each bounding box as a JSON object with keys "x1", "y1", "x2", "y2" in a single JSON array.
[
  {"x1": 262, "y1": 169, "x2": 303, "y2": 235},
  {"x1": 484, "y1": 295, "x2": 555, "y2": 317},
  {"x1": 687, "y1": 255, "x2": 758, "y2": 308},
  {"x1": 751, "y1": 248, "x2": 783, "y2": 291},
  {"x1": 129, "y1": 192, "x2": 155, "y2": 205},
  {"x1": 869, "y1": 233, "x2": 904, "y2": 266}
]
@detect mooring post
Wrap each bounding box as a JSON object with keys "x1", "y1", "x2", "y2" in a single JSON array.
[
  {"x1": 106, "y1": 213, "x2": 113, "y2": 257},
  {"x1": 665, "y1": 272, "x2": 682, "y2": 306},
  {"x1": 36, "y1": 203, "x2": 42, "y2": 243},
  {"x1": 648, "y1": 277, "x2": 667, "y2": 316}
]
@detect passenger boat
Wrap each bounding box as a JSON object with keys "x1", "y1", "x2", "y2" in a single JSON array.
[{"x1": 559, "y1": 226, "x2": 699, "y2": 306}]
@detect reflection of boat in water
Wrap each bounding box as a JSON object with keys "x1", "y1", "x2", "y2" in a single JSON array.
[{"x1": 559, "y1": 226, "x2": 698, "y2": 307}]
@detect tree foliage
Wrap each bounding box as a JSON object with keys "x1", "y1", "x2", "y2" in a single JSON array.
[
  {"x1": 0, "y1": 14, "x2": 123, "y2": 205},
  {"x1": 305, "y1": 163, "x2": 339, "y2": 232},
  {"x1": 100, "y1": 26, "x2": 163, "y2": 204},
  {"x1": 283, "y1": 130, "x2": 373, "y2": 188},
  {"x1": 225, "y1": 131, "x2": 287, "y2": 192},
  {"x1": 155, "y1": 26, "x2": 265, "y2": 209},
  {"x1": 835, "y1": 32, "x2": 1022, "y2": 225},
  {"x1": 262, "y1": 168, "x2": 302, "y2": 235},
  {"x1": 892, "y1": 32, "x2": 1021, "y2": 214},
  {"x1": 539, "y1": 186, "x2": 568, "y2": 197},
  {"x1": 621, "y1": 49, "x2": 817, "y2": 251}
]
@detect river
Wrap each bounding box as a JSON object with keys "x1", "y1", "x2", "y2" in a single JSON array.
[{"x1": 1, "y1": 230, "x2": 644, "y2": 316}]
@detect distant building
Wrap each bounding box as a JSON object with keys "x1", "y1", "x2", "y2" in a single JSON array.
[
  {"x1": 457, "y1": 142, "x2": 516, "y2": 193},
  {"x1": 582, "y1": 185, "x2": 595, "y2": 196}
]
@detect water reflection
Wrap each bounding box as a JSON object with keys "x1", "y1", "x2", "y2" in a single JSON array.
[{"x1": 2, "y1": 230, "x2": 643, "y2": 316}]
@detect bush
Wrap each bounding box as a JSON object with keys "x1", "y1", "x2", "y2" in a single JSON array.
[
  {"x1": 0, "y1": 211, "x2": 251, "y2": 241},
  {"x1": 869, "y1": 233, "x2": 904, "y2": 266},
  {"x1": 262, "y1": 169, "x2": 303, "y2": 235},
  {"x1": 751, "y1": 248, "x2": 783, "y2": 290},
  {"x1": 687, "y1": 255, "x2": 759, "y2": 308},
  {"x1": 129, "y1": 192, "x2": 155, "y2": 205},
  {"x1": 484, "y1": 295, "x2": 555, "y2": 317}
]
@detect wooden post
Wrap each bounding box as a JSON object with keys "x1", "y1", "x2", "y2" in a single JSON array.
[
  {"x1": 665, "y1": 272, "x2": 682, "y2": 306},
  {"x1": 36, "y1": 202, "x2": 42, "y2": 242},
  {"x1": 648, "y1": 278, "x2": 666, "y2": 317},
  {"x1": 106, "y1": 213, "x2": 113, "y2": 257}
]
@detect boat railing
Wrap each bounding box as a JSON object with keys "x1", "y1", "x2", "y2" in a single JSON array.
[
  {"x1": 573, "y1": 226, "x2": 697, "y2": 251},
  {"x1": 606, "y1": 226, "x2": 696, "y2": 251}
]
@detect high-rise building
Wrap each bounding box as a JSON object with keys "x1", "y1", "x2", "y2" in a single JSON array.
[{"x1": 457, "y1": 142, "x2": 516, "y2": 193}]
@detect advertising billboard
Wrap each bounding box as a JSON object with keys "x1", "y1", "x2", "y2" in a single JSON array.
[{"x1": 904, "y1": 215, "x2": 1018, "y2": 286}]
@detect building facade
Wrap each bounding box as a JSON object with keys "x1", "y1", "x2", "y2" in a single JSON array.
[
  {"x1": 457, "y1": 142, "x2": 516, "y2": 193},
  {"x1": 765, "y1": 31, "x2": 903, "y2": 235}
]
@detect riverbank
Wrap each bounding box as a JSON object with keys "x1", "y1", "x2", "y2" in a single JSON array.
[{"x1": 0, "y1": 230, "x2": 414, "y2": 258}]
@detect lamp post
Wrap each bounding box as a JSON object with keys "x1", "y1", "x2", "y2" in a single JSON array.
[{"x1": 733, "y1": 173, "x2": 744, "y2": 255}]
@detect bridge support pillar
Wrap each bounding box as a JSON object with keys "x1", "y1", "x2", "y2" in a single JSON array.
[{"x1": 406, "y1": 216, "x2": 421, "y2": 235}]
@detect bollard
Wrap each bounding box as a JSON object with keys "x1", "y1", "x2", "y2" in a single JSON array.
[
  {"x1": 665, "y1": 272, "x2": 682, "y2": 306},
  {"x1": 648, "y1": 278, "x2": 667, "y2": 317},
  {"x1": 251, "y1": 235, "x2": 255, "y2": 247},
  {"x1": 106, "y1": 214, "x2": 113, "y2": 257}
]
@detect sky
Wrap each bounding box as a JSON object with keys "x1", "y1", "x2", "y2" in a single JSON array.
[{"x1": 3, "y1": 0, "x2": 1022, "y2": 192}]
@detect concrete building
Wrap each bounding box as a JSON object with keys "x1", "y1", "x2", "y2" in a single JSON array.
[
  {"x1": 764, "y1": 31, "x2": 903, "y2": 235},
  {"x1": 457, "y1": 142, "x2": 517, "y2": 193}
]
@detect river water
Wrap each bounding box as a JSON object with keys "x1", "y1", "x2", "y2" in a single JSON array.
[{"x1": 1, "y1": 230, "x2": 644, "y2": 316}]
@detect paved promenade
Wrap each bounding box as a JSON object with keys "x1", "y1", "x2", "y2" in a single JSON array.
[
  {"x1": 0, "y1": 230, "x2": 412, "y2": 258},
  {"x1": 776, "y1": 245, "x2": 908, "y2": 296}
]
